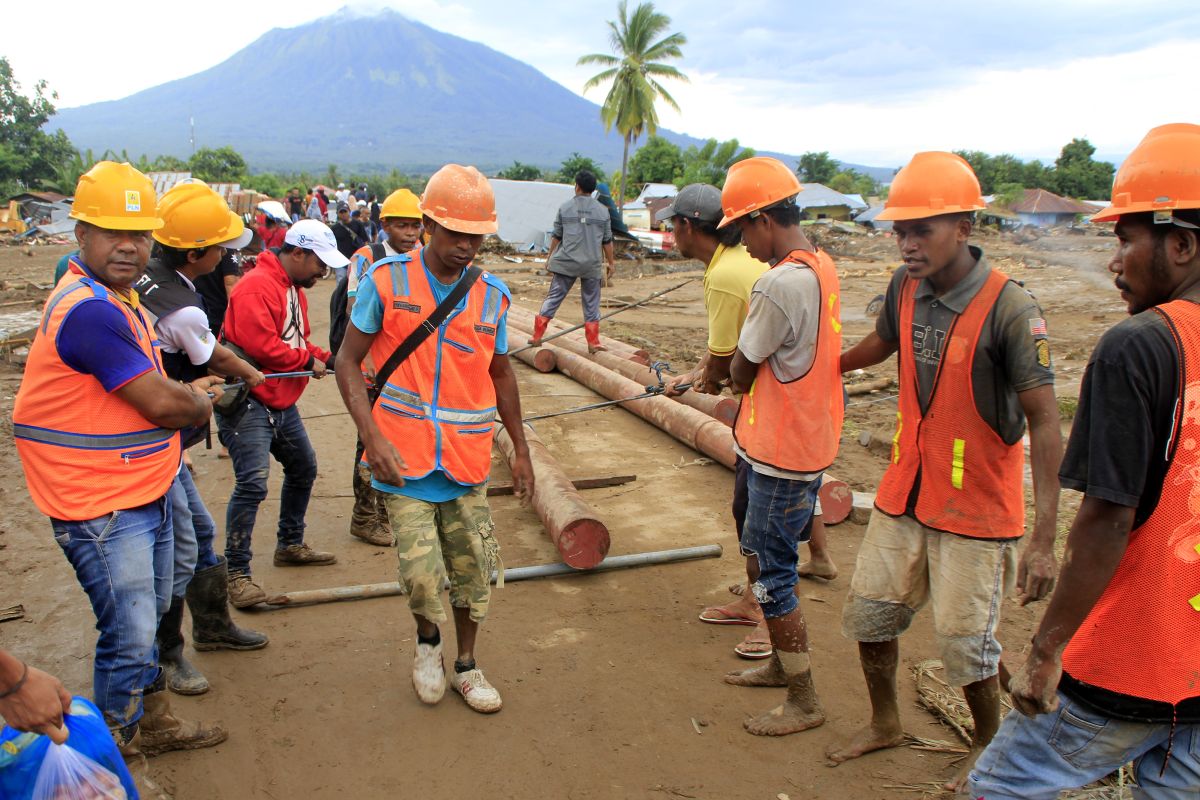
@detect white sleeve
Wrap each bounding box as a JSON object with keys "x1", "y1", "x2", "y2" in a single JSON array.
[{"x1": 155, "y1": 306, "x2": 217, "y2": 366}]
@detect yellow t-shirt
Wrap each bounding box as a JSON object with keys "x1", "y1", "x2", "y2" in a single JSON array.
[{"x1": 704, "y1": 244, "x2": 768, "y2": 356}]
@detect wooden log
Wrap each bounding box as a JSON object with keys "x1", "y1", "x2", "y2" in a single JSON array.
[{"x1": 845, "y1": 376, "x2": 893, "y2": 396}]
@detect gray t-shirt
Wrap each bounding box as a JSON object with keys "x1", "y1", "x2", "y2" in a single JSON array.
[
  {"x1": 549, "y1": 195, "x2": 613, "y2": 279},
  {"x1": 735, "y1": 258, "x2": 824, "y2": 481},
  {"x1": 876, "y1": 246, "x2": 1055, "y2": 445}
]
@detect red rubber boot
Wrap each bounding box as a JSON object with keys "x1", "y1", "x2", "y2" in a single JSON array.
[
  {"x1": 584, "y1": 321, "x2": 607, "y2": 354},
  {"x1": 529, "y1": 315, "x2": 551, "y2": 346}
]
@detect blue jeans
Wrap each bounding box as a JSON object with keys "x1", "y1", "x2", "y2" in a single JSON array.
[
  {"x1": 738, "y1": 463, "x2": 820, "y2": 619},
  {"x1": 969, "y1": 693, "x2": 1200, "y2": 799},
  {"x1": 51, "y1": 497, "x2": 172, "y2": 728},
  {"x1": 217, "y1": 399, "x2": 317, "y2": 577},
  {"x1": 167, "y1": 467, "x2": 220, "y2": 596}
]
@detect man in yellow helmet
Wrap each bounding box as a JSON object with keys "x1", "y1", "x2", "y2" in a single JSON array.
[
  {"x1": 336, "y1": 165, "x2": 534, "y2": 715},
  {"x1": 134, "y1": 181, "x2": 270, "y2": 697},
  {"x1": 332, "y1": 187, "x2": 425, "y2": 547},
  {"x1": 12, "y1": 162, "x2": 228, "y2": 788}
]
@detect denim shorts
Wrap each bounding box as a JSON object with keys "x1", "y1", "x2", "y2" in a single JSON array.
[
  {"x1": 738, "y1": 466, "x2": 820, "y2": 619},
  {"x1": 969, "y1": 693, "x2": 1200, "y2": 799}
]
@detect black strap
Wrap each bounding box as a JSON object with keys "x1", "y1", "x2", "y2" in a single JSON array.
[{"x1": 371, "y1": 265, "x2": 484, "y2": 406}]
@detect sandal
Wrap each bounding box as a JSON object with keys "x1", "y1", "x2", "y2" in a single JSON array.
[
  {"x1": 734, "y1": 622, "x2": 773, "y2": 660},
  {"x1": 699, "y1": 601, "x2": 761, "y2": 626}
]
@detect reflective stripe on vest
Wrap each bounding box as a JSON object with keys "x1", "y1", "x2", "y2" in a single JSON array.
[
  {"x1": 732, "y1": 249, "x2": 844, "y2": 474},
  {"x1": 365, "y1": 251, "x2": 505, "y2": 485},
  {"x1": 874, "y1": 269, "x2": 1025, "y2": 538},
  {"x1": 13, "y1": 263, "x2": 181, "y2": 520},
  {"x1": 1061, "y1": 299, "x2": 1200, "y2": 706}
]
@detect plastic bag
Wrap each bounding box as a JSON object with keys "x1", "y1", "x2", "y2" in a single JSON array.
[
  {"x1": 31, "y1": 742, "x2": 127, "y2": 799},
  {"x1": 0, "y1": 696, "x2": 137, "y2": 800}
]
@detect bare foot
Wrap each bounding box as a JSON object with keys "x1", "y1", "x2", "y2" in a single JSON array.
[
  {"x1": 798, "y1": 558, "x2": 838, "y2": 581},
  {"x1": 944, "y1": 744, "x2": 984, "y2": 792},
  {"x1": 724, "y1": 656, "x2": 788, "y2": 687},
  {"x1": 825, "y1": 723, "x2": 906, "y2": 764},
  {"x1": 745, "y1": 700, "x2": 826, "y2": 736}
]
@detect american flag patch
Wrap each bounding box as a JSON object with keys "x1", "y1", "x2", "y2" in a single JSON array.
[{"x1": 1028, "y1": 318, "x2": 1048, "y2": 337}]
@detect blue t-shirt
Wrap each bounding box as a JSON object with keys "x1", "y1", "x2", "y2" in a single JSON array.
[
  {"x1": 56, "y1": 261, "x2": 158, "y2": 392},
  {"x1": 350, "y1": 253, "x2": 508, "y2": 502}
]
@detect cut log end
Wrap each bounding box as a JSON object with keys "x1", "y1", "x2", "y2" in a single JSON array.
[
  {"x1": 818, "y1": 479, "x2": 853, "y2": 525},
  {"x1": 556, "y1": 519, "x2": 611, "y2": 569}
]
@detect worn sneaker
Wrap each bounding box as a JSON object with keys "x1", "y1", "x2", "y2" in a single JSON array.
[
  {"x1": 451, "y1": 668, "x2": 503, "y2": 713},
  {"x1": 273, "y1": 543, "x2": 337, "y2": 566},
  {"x1": 412, "y1": 642, "x2": 446, "y2": 705},
  {"x1": 227, "y1": 574, "x2": 267, "y2": 608},
  {"x1": 349, "y1": 524, "x2": 395, "y2": 547}
]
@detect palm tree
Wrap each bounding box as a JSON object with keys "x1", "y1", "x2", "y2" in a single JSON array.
[{"x1": 579, "y1": 0, "x2": 687, "y2": 208}]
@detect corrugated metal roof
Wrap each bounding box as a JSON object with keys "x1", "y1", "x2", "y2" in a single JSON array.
[
  {"x1": 147, "y1": 171, "x2": 191, "y2": 195},
  {"x1": 796, "y1": 183, "x2": 867, "y2": 211},
  {"x1": 7, "y1": 191, "x2": 68, "y2": 203},
  {"x1": 1010, "y1": 188, "x2": 1095, "y2": 215}
]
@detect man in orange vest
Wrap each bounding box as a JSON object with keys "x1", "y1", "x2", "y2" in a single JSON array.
[
  {"x1": 968, "y1": 124, "x2": 1200, "y2": 798},
  {"x1": 716, "y1": 158, "x2": 844, "y2": 736},
  {"x1": 827, "y1": 152, "x2": 1062, "y2": 791},
  {"x1": 12, "y1": 162, "x2": 229, "y2": 781},
  {"x1": 336, "y1": 165, "x2": 534, "y2": 715},
  {"x1": 337, "y1": 188, "x2": 425, "y2": 548}
]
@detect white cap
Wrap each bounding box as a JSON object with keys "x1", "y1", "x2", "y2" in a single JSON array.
[
  {"x1": 218, "y1": 228, "x2": 254, "y2": 250},
  {"x1": 283, "y1": 219, "x2": 350, "y2": 269}
]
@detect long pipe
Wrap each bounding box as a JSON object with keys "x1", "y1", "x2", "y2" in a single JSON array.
[
  {"x1": 508, "y1": 316, "x2": 738, "y2": 427},
  {"x1": 261, "y1": 544, "x2": 724, "y2": 609},
  {"x1": 493, "y1": 422, "x2": 610, "y2": 568},
  {"x1": 508, "y1": 341, "x2": 556, "y2": 373},
  {"x1": 508, "y1": 305, "x2": 650, "y2": 365},
  {"x1": 547, "y1": 345, "x2": 736, "y2": 469}
]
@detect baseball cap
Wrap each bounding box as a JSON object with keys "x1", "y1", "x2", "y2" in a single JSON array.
[
  {"x1": 284, "y1": 219, "x2": 350, "y2": 269},
  {"x1": 338, "y1": 182, "x2": 346, "y2": 189},
  {"x1": 655, "y1": 183, "x2": 723, "y2": 224},
  {"x1": 337, "y1": 201, "x2": 350, "y2": 212}
]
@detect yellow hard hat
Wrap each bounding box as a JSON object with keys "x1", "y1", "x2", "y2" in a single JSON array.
[
  {"x1": 153, "y1": 181, "x2": 251, "y2": 249},
  {"x1": 381, "y1": 188, "x2": 422, "y2": 220},
  {"x1": 420, "y1": 165, "x2": 498, "y2": 235},
  {"x1": 69, "y1": 161, "x2": 163, "y2": 231}
]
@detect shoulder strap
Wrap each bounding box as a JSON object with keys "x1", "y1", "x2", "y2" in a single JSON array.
[
  {"x1": 371, "y1": 243, "x2": 386, "y2": 262},
  {"x1": 371, "y1": 266, "x2": 484, "y2": 405}
]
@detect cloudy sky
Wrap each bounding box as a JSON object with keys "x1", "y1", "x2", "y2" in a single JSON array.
[{"x1": 5, "y1": 0, "x2": 1199, "y2": 167}]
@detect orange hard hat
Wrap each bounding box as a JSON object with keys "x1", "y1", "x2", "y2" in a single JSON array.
[
  {"x1": 876, "y1": 152, "x2": 986, "y2": 221},
  {"x1": 419, "y1": 164, "x2": 498, "y2": 235},
  {"x1": 1091, "y1": 123, "x2": 1200, "y2": 223},
  {"x1": 69, "y1": 161, "x2": 163, "y2": 231},
  {"x1": 718, "y1": 157, "x2": 803, "y2": 228},
  {"x1": 381, "y1": 188, "x2": 422, "y2": 220},
  {"x1": 154, "y1": 181, "x2": 251, "y2": 249}
]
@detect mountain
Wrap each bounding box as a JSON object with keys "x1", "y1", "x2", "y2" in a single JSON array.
[{"x1": 49, "y1": 7, "x2": 895, "y2": 179}]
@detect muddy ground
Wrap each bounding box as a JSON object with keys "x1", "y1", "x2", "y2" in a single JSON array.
[{"x1": 0, "y1": 226, "x2": 1126, "y2": 799}]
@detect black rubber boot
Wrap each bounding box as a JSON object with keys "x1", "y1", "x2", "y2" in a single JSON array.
[
  {"x1": 156, "y1": 595, "x2": 209, "y2": 695},
  {"x1": 187, "y1": 556, "x2": 269, "y2": 651}
]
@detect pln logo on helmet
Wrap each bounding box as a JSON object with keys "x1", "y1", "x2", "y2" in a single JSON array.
[{"x1": 125, "y1": 190, "x2": 142, "y2": 212}]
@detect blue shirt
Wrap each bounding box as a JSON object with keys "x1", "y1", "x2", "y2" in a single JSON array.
[
  {"x1": 350, "y1": 253, "x2": 508, "y2": 502},
  {"x1": 56, "y1": 260, "x2": 158, "y2": 392}
]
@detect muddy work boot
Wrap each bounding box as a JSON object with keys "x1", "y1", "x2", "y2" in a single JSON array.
[
  {"x1": 528, "y1": 314, "x2": 551, "y2": 346},
  {"x1": 274, "y1": 543, "x2": 337, "y2": 566},
  {"x1": 114, "y1": 726, "x2": 173, "y2": 800},
  {"x1": 139, "y1": 683, "x2": 228, "y2": 757},
  {"x1": 156, "y1": 595, "x2": 209, "y2": 695},
  {"x1": 350, "y1": 464, "x2": 395, "y2": 547},
  {"x1": 584, "y1": 321, "x2": 607, "y2": 354},
  {"x1": 227, "y1": 573, "x2": 268, "y2": 609},
  {"x1": 187, "y1": 556, "x2": 269, "y2": 650}
]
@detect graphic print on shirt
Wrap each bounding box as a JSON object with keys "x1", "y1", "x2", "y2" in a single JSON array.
[
  {"x1": 280, "y1": 286, "x2": 304, "y2": 348},
  {"x1": 912, "y1": 322, "x2": 947, "y2": 369}
]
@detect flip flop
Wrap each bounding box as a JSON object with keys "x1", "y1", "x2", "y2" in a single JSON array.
[
  {"x1": 699, "y1": 602, "x2": 761, "y2": 626},
  {"x1": 734, "y1": 624, "x2": 773, "y2": 660}
]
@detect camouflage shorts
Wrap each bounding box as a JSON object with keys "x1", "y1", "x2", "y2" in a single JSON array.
[{"x1": 383, "y1": 485, "x2": 500, "y2": 624}]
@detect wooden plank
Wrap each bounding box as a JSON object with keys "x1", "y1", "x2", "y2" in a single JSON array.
[
  {"x1": 487, "y1": 474, "x2": 637, "y2": 497},
  {"x1": 0, "y1": 604, "x2": 25, "y2": 623}
]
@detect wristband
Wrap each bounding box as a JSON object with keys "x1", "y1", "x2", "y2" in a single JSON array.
[{"x1": 0, "y1": 661, "x2": 28, "y2": 698}]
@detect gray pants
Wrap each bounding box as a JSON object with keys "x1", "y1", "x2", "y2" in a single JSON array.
[{"x1": 539, "y1": 273, "x2": 602, "y2": 322}]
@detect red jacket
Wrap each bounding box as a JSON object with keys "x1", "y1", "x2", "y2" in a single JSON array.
[
  {"x1": 257, "y1": 224, "x2": 286, "y2": 250},
  {"x1": 223, "y1": 249, "x2": 330, "y2": 409}
]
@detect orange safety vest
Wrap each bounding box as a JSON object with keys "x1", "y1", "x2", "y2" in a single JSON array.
[
  {"x1": 366, "y1": 251, "x2": 509, "y2": 485},
  {"x1": 352, "y1": 245, "x2": 422, "y2": 386},
  {"x1": 733, "y1": 249, "x2": 844, "y2": 474},
  {"x1": 1062, "y1": 299, "x2": 1200, "y2": 705},
  {"x1": 875, "y1": 269, "x2": 1025, "y2": 537},
  {"x1": 14, "y1": 261, "x2": 181, "y2": 520}
]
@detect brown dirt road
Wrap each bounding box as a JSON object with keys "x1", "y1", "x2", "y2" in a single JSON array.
[{"x1": 0, "y1": 229, "x2": 1126, "y2": 799}]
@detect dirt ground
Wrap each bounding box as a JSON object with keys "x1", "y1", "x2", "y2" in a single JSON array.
[{"x1": 0, "y1": 226, "x2": 1127, "y2": 799}]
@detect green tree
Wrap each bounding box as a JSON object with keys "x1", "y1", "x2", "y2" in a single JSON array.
[
  {"x1": 188, "y1": 146, "x2": 246, "y2": 183},
  {"x1": 1052, "y1": 137, "x2": 1114, "y2": 199},
  {"x1": 796, "y1": 151, "x2": 839, "y2": 184},
  {"x1": 579, "y1": 0, "x2": 687, "y2": 207},
  {"x1": 496, "y1": 161, "x2": 543, "y2": 181},
  {"x1": 628, "y1": 135, "x2": 683, "y2": 185},
  {"x1": 828, "y1": 169, "x2": 878, "y2": 197},
  {"x1": 555, "y1": 152, "x2": 605, "y2": 185},
  {"x1": 243, "y1": 172, "x2": 284, "y2": 198},
  {"x1": 679, "y1": 138, "x2": 755, "y2": 188},
  {"x1": 151, "y1": 154, "x2": 188, "y2": 172},
  {"x1": 1022, "y1": 159, "x2": 1054, "y2": 191},
  {"x1": 0, "y1": 57, "x2": 76, "y2": 195}
]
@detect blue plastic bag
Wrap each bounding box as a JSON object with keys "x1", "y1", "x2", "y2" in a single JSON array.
[{"x1": 0, "y1": 696, "x2": 137, "y2": 800}]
